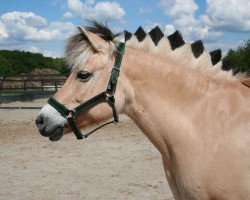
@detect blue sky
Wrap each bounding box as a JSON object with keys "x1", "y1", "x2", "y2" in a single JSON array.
[{"x1": 0, "y1": 0, "x2": 249, "y2": 58}]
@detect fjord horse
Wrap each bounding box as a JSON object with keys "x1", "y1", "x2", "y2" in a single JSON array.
[{"x1": 36, "y1": 22, "x2": 250, "y2": 199}]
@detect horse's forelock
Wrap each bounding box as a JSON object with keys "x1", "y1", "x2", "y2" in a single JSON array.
[
  {"x1": 65, "y1": 33, "x2": 93, "y2": 70},
  {"x1": 65, "y1": 21, "x2": 119, "y2": 70}
]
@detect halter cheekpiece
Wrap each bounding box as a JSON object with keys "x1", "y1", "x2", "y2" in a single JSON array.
[{"x1": 47, "y1": 42, "x2": 125, "y2": 140}]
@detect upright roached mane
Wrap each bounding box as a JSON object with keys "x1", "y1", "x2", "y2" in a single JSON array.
[{"x1": 65, "y1": 21, "x2": 250, "y2": 87}]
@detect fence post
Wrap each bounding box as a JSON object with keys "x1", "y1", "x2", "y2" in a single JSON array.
[
  {"x1": 0, "y1": 78, "x2": 3, "y2": 97},
  {"x1": 55, "y1": 81, "x2": 58, "y2": 91},
  {"x1": 24, "y1": 80, "x2": 27, "y2": 91},
  {"x1": 41, "y1": 79, "x2": 44, "y2": 92}
]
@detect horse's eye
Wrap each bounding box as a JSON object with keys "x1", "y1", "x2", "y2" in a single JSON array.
[{"x1": 77, "y1": 70, "x2": 92, "y2": 82}]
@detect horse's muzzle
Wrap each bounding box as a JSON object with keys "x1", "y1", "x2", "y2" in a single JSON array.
[{"x1": 35, "y1": 114, "x2": 64, "y2": 141}]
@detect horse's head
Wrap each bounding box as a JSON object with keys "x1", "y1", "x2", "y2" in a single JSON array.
[{"x1": 35, "y1": 23, "x2": 127, "y2": 141}]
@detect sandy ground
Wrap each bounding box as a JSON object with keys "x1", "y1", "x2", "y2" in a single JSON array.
[{"x1": 0, "y1": 99, "x2": 173, "y2": 200}]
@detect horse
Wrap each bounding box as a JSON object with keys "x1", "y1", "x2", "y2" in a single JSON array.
[{"x1": 35, "y1": 21, "x2": 250, "y2": 199}]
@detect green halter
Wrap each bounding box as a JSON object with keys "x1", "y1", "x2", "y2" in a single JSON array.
[{"x1": 48, "y1": 42, "x2": 125, "y2": 140}]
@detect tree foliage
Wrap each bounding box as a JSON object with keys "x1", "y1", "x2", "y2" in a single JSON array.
[
  {"x1": 223, "y1": 39, "x2": 250, "y2": 73},
  {"x1": 0, "y1": 50, "x2": 69, "y2": 76}
]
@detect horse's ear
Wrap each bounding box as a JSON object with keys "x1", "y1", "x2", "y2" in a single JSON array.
[{"x1": 78, "y1": 26, "x2": 106, "y2": 53}]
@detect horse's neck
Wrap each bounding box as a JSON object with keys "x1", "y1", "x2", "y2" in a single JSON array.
[
  {"x1": 122, "y1": 47, "x2": 223, "y2": 159},
  {"x1": 120, "y1": 47, "x2": 250, "y2": 198}
]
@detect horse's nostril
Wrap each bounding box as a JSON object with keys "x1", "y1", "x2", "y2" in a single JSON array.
[
  {"x1": 35, "y1": 116, "x2": 44, "y2": 126},
  {"x1": 35, "y1": 115, "x2": 48, "y2": 134}
]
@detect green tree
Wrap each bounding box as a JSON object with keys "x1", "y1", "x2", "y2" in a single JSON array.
[
  {"x1": 0, "y1": 50, "x2": 66, "y2": 75},
  {"x1": 0, "y1": 54, "x2": 14, "y2": 75},
  {"x1": 223, "y1": 39, "x2": 250, "y2": 73},
  {"x1": 60, "y1": 62, "x2": 70, "y2": 74}
]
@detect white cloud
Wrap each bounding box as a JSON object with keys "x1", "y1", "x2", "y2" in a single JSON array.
[
  {"x1": 49, "y1": 21, "x2": 75, "y2": 34},
  {"x1": 27, "y1": 46, "x2": 40, "y2": 53},
  {"x1": 24, "y1": 46, "x2": 62, "y2": 58},
  {"x1": 0, "y1": 11, "x2": 75, "y2": 44},
  {"x1": 66, "y1": 0, "x2": 125, "y2": 22},
  {"x1": 205, "y1": 39, "x2": 245, "y2": 56},
  {"x1": 182, "y1": 25, "x2": 223, "y2": 42},
  {"x1": 93, "y1": 2, "x2": 125, "y2": 22},
  {"x1": 63, "y1": 11, "x2": 74, "y2": 19},
  {"x1": 158, "y1": 0, "x2": 223, "y2": 42},
  {"x1": 24, "y1": 28, "x2": 62, "y2": 41},
  {"x1": 85, "y1": 0, "x2": 94, "y2": 6},
  {"x1": 174, "y1": 14, "x2": 196, "y2": 27},
  {"x1": 203, "y1": 0, "x2": 250, "y2": 32},
  {"x1": 163, "y1": 24, "x2": 175, "y2": 35},
  {"x1": 67, "y1": 0, "x2": 84, "y2": 14},
  {"x1": 0, "y1": 21, "x2": 8, "y2": 39},
  {"x1": 1, "y1": 11, "x2": 47, "y2": 28},
  {"x1": 158, "y1": 0, "x2": 198, "y2": 17},
  {"x1": 43, "y1": 50, "x2": 62, "y2": 58}
]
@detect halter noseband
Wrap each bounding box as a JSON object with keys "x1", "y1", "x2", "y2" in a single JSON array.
[{"x1": 47, "y1": 42, "x2": 125, "y2": 140}]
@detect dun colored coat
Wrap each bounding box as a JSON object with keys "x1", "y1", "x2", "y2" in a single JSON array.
[{"x1": 36, "y1": 22, "x2": 250, "y2": 200}]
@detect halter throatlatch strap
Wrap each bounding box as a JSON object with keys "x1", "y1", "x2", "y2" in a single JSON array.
[
  {"x1": 107, "y1": 42, "x2": 125, "y2": 93},
  {"x1": 47, "y1": 42, "x2": 125, "y2": 140}
]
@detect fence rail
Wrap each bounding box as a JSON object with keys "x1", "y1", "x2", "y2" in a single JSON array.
[{"x1": 0, "y1": 74, "x2": 68, "y2": 103}]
